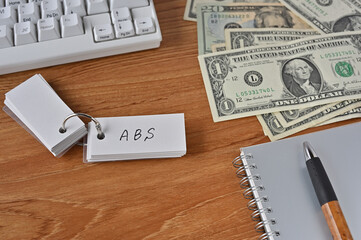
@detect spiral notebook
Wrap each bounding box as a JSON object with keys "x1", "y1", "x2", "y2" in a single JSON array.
[{"x1": 233, "y1": 122, "x2": 361, "y2": 240}]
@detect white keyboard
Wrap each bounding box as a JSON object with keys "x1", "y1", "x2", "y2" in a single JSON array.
[{"x1": 0, "y1": 0, "x2": 162, "y2": 75}]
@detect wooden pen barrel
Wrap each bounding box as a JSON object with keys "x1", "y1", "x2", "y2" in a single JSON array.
[{"x1": 321, "y1": 200, "x2": 353, "y2": 240}]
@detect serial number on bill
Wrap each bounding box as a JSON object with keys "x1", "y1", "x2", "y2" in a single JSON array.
[
  {"x1": 236, "y1": 88, "x2": 275, "y2": 97},
  {"x1": 320, "y1": 50, "x2": 356, "y2": 59}
]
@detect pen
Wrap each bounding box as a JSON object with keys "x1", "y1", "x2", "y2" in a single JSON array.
[{"x1": 303, "y1": 141, "x2": 353, "y2": 240}]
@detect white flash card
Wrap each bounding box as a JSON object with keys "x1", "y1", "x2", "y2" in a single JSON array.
[
  {"x1": 85, "y1": 113, "x2": 187, "y2": 162},
  {"x1": 4, "y1": 74, "x2": 87, "y2": 156}
]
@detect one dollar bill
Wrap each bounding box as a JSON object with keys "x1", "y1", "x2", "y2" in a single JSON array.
[
  {"x1": 225, "y1": 28, "x2": 319, "y2": 50},
  {"x1": 211, "y1": 43, "x2": 227, "y2": 53},
  {"x1": 317, "y1": 106, "x2": 361, "y2": 126},
  {"x1": 223, "y1": 28, "x2": 361, "y2": 127},
  {"x1": 197, "y1": 3, "x2": 312, "y2": 54},
  {"x1": 279, "y1": 0, "x2": 361, "y2": 33},
  {"x1": 272, "y1": 102, "x2": 361, "y2": 127},
  {"x1": 257, "y1": 99, "x2": 361, "y2": 141},
  {"x1": 273, "y1": 104, "x2": 330, "y2": 127},
  {"x1": 223, "y1": 28, "x2": 331, "y2": 128},
  {"x1": 183, "y1": 0, "x2": 280, "y2": 21},
  {"x1": 198, "y1": 31, "x2": 361, "y2": 122}
]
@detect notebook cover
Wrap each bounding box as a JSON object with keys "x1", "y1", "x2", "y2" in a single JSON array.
[{"x1": 241, "y1": 121, "x2": 361, "y2": 239}]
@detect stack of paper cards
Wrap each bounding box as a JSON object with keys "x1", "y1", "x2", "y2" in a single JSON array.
[
  {"x1": 84, "y1": 113, "x2": 187, "y2": 162},
  {"x1": 4, "y1": 74, "x2": 87, "y2": 156}
]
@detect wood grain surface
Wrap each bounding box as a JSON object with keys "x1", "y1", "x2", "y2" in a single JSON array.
[{"x1": 0, "y1": 1, "x2": 360, "y2": 239}]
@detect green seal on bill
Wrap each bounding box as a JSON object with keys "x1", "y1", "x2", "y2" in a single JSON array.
[{"x1": 335, "y1": 62, "x2": 354, "y2": 77}]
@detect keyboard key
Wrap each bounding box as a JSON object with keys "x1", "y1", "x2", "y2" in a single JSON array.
[
  {"x1": 114, "y1": 20, "x2": 134, "y2": 38},
  {"x1": 134, "y1": 17, "x2": 154, "y2": 35},
  {"x1": 29, "y1": 0, "x2": 43, "y2": 6},
  {"x1": 0, "y1": 24, "x2": 13, "y2": 48},
  {"x1": 14, "y1": 21, "x2": 37, "y2": 45},
  {"x1": 86, "y1": 0, "x2": 108, "y2": 15},
  {"x1": 60, "y1": 13, "x2": 83, "y2": 37},
  {"x1": 84, "y1": 12, "x2": 111, "y2": 27},
  {"x1": 41, "y1": 0, "x2": 63, "y2": 20},
  {"x1": 109, "y1": 0, "x2": 148, "y2": 10},
  {"x1": 64, "y1": 0, "x2": 86, "y2": 17},
  {"x1": 18, "y1": 3, "x2": 40, "y2": 24},
  {"x1": 93, "y1": 23, "x2": 113, "y2": 41},
  {"x1": 5, "y1": 0, "x2": 26, "y2": 8},
  {"x1": 38, "y1": 17, "x2": 60, "y2": 41},
  {"x1": 0, "y1": 6, "x2": 16, "y2": 27},
  {"x1": 111, "y1": 7, "x2": 131, "y2": 23}
]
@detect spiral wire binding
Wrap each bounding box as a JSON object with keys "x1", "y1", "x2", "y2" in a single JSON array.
[
  {"x1": 243, "y1": 185, "x2": 265, "y2": 199},
  {"x1": 248, "y1": 196, "x2": 269, "y2": 211},
  {"x1": 240, "y1": 175, "x2": 261, "y2": 188},
  {"x1": 251, "y1": 207, "x2": 272, "y2": 222},
  {"x1": 236, "y1": 163, "x2": 257, "y2": 178},
  {"x1": 258, "y1": 231, "x2": 280, "y2": 240},
  {"x1": 255, "y1": 219, "x2": 276, "y2": 233},
  {"x1": 233, "y1": 152, "x2": 280, "y2": 239}
]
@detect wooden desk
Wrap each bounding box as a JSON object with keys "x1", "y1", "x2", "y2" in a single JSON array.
[{"x1": 1, "y1": 1, "x2": 360, "y2": 239}]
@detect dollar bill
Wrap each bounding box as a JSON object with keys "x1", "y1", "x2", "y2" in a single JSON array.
[
  {"x1": 279, "y1": 0, "x2": 361, "y2": 33},
  {"x1": 273, "y1": 104, "x2": 330, "y2": 127},
  {"x1": 211, "y1": 43, "x2": 227, "y2": 52},
  {"x1": 317, "y1": 106, "x2": 361, "y2": 126},
  {"x1": 273, "y1": 102, "x2": 361, "y2": 127},
  {"x1": 223, "y1": 28, "x2": 361, "y2": 127},
  {"x1": 225, "y1": 28, "x2": 319, "y2": 50},
  {"x1": 223, "y1": 28, "x2": 327, "y2": 126},
  {"x1": 197, "y1": 3, "x2": 312, "y2": 54},
  {"x1": 198, "y1": 31, "x2": 361, "y2": 122},
  {"x1": 184, "y1": 0, "x2": 280, "y2": 21},
  {"x1": 257, "y1": 99, "x2": 361, "y2": 141}
]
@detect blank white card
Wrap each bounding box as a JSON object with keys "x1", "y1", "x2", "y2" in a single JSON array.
[{"x1": 85, "y1": 113, "x2": 187, "y2": 162}]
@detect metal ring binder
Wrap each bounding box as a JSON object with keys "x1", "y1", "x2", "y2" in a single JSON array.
[
  {"x1": 59, "y1": 113, "x2": 105, "y2": 140},
  {"x1": 233, "y1": 150, "x2": 280, "y2": 239}
]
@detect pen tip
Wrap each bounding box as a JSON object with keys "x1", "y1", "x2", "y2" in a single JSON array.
[{"x1": 303, "y1": 141, "x2": 317, "y2": 161}]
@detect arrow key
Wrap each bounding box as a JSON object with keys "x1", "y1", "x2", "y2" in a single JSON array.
[
  {"x1": 134, "y1": 17, "x2": 154, "y2": 35},
  {"x1": 93, "y1": 23, "x2": 114, "y2": 42}
]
